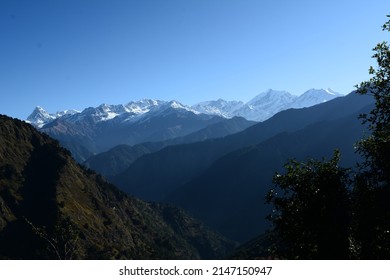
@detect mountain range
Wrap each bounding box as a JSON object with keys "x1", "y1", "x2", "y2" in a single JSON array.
[
  {"x1": 23, "y1": 88, "x2": 358, "y2": 241},
  {"x1": 35, "y1": 101, "x2": 230, "y2": 162},
  {"x1": 0, "y1": 88, "x2": 374, "y2": 259},
  {"x1": 192, "y1": 88, "x2": 341, "y2": 121},
  {"x1": 28, "y1": 88, "x2": 341, "y2": 127},
  {"x1": 26, "y1": 89, "x2": 341, "y2": 162}
]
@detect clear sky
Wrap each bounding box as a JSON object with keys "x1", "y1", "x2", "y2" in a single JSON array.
[{"x1": 0, "y1": 0, "x2": 389, "y2": 120}]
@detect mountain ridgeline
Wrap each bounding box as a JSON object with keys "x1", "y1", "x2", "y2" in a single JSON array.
[{"x1": 0, "y1": 115, "x2": 236, "y2": 259}]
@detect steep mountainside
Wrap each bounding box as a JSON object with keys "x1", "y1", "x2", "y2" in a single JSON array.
[
  {"x1": 112, "y1": 92, "x2": 373, "y2": 202},
  {"x1": 84, "y1": 144, "x2": 155, "y2": 177},
  {"x1": 85, "y1": 117, "x2": 255, "y2": 176},
  {"x1": 0, "y1": 115, "x2": 235, "y2": 259}
]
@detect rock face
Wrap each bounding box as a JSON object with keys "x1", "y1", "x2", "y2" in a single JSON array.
[{"x1": 0, "y1": 114, "x2": 235, "y2": 259}]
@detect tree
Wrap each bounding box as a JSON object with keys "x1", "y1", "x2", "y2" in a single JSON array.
[
  {"x1": 266, "y1": 151, "x2": 351, "y2": 259},
  {"x1": 353, "y1": 15, "x2": 390, "y2": 259},
  {"x1": 356, "y1": 15, "x2": 390, "y2": 183}
]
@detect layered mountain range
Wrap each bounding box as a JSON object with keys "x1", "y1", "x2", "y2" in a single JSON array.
[
  {"x1": 109, "y1": 91, "x2": 374, "y2": 242},
  {"x1": 49, "y1": 90, "x2": 373, "y2": 243},
  {"x1": 25, "y1": 89, "x2": 341, "y2": 162},
  {"x1": 1, "y1": 87, "x2": 374, "y2": 259}
]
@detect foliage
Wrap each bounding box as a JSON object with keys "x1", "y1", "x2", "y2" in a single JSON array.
[
  {"x1": 266, "y1": 151, "x2": 351, "y2": 259},
  {"x1": 356, "y1": 15, "x2": 390, "y2": 182},
  {"x1": 353, "y1": 14, "x2": 390, "y2": 259}
]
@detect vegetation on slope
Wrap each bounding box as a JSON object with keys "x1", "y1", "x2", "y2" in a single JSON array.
[{"x1": 0, "y1": 115, "x2": 235, "y2": 259}]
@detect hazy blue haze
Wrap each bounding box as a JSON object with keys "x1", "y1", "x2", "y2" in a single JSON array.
[{"x1": 0, "y1": 0, "x2": 388, "y2": 119}]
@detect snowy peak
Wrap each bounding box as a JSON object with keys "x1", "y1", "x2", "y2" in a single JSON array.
[
  {"x1": 291, "y1": 88, "x2": 342, "y2": 109},
  {"x1": 167, "y1": 100, "x2": 190, "y2": 110},
  {"x1": 192, "y1": 89, "x2": 296, "y2": 122},
  {"x1": 247, "y1": 89, "x2": 294, "y2": 106},
  {"x1": 55, "y1": 109, "x2": 80, "y2": 118},
  {"x1": 125, "y1": 99, "x2": 166, "y2": 115},
  {"x1": 146, "y1": 100, "x2": 200, "y2": 118},
  {"x1": 87, "y1": 104, "x2": 128, "y2": 122},
  {"x1": 192, "y1": 99, "x2": 244, "y2": 118},
  {"x1": 30, "y1": 106, "x2": 51, "y2": 119},
  {"x1": 26, "y1": 106, "x2": 81, "y2": 128},
  {"x1": 26, "y1": 106, "x2": 56, "y2": 128},
  {"x1": 324, "y1": 88, "x2": 339, "y2": 95},
  {"x1": 26, "y1": 99, "x2": 202, "y2": 127},
  {"x1": 301, "y1": 88, "x2": 341, "y2": 98},
  {"x1": 234, "y1": 89, "x2": 296, "y2": 121},
  {"x1": 191, "y1": 88, "x2": 342, "y2": 122},
  {"x1": 27, "y1": 106, "x2": 80, "y2": 127}
]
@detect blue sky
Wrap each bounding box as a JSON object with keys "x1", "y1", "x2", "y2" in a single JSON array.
[{"x1": 0, "y1": 0, "x2": 389, "y2": 120}]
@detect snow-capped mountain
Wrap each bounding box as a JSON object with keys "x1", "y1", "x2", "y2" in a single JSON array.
[
  {"x1": 291, "y1": 88, "x2": 342, "y2": 109},
  {"x1": 192, "y1": 88, "x2": 342, "y2": 121},
  {"x1": 28, "y1": 99, "x2": 198, "y2": 128},
  {"x1": 125, "y1": 99, "x2": 165, "y2": 115},
  {"x1": 27, "y1": 88, "x2": 342, "y2": 127},
  {"x1": 31, "y1": 99, "x2": 225, "y2": 161},
  {"x1": 25, "y1": 88, "x2": 342, "y2": 162},
  {"x1": 143, "y1": 100, "x2": 201, "y2": 119},
  {"x1": 234, "y1": 90, "x2": 296, "y2": 121},
  {"x1": 192, "y1": 99, "x2": 244, "y2": 118},
  {"x1": 26, "y1": 106, "x2": 55, "y2": 128},
  {"x1": 26, "y1": 106, "x2": 79, "y2": 128}
]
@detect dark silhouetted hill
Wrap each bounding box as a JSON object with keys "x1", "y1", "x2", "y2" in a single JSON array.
[{"x1": 0, "y1": 115, "x2": 235, "y2": 259}]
